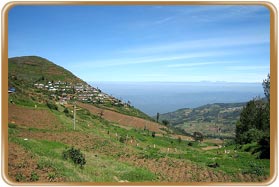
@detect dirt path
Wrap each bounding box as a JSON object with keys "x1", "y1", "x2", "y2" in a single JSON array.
[{"x1": 77, "y1": 102, "x2": 165, "y2": 133}]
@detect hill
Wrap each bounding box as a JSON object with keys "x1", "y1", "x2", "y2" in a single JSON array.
[
  {"x1": 7, "y1": 56, "x2": 270, "y2": 183},
  {"x1": 158, "y1": 103, "x2": 246, "y2": 138},
  {"x1": 8, "y1": 56, "x2": 153, "y2": 121}
]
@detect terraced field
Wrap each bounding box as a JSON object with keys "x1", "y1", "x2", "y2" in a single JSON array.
[{"x1": 7, "y1": 103, "x2": 270, "y2": 184}]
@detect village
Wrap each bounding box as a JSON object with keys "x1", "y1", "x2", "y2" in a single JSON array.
[{"x1": 33, "y1": 80, "x2": 129, "y2": 107}]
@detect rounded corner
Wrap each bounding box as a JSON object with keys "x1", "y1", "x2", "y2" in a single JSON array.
[
  {"x1": 1, "y1": 1, "x2": 19, "y2": 16},
  {"x1": 1, "y1": 171, "x2": 17, "y2": 186}
]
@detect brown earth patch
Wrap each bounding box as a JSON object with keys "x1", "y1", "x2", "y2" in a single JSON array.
[
  {"x1": 8, "y1": 104, "x2": 62, "y2": 130},
  {"x1": 118, "y1": 155, "x2": 231, "y2": 182},
  {"x1": 8, "y1": 142, "x2": 64, "y2": 183},
  {"x1": 77, "y1": 102, "x2": 165, "y2": 133},
  {"x1": 17, "y1": 130, "x2": 122, "y2": 156}
]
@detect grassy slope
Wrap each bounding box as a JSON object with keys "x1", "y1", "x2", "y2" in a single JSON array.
[{"x1": 8, "y1": 101, "x2": 270, "y2": 183}]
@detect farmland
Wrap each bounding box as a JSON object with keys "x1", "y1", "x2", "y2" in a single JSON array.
[{"x1": 8, "y1": 103, "x2": 270, "y2": 183}]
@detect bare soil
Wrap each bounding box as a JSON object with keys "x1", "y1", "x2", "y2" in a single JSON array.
[
  {"x1": 8, "y1": 104, "x2": 62, "y2": 130},
  {"x1": 77, "y1": 102, "x2": 165, "y2": 133}
]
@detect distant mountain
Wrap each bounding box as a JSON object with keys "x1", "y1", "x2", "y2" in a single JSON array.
[{"x1": 158, "y1": 102, "x2": 246, "y2": 138}]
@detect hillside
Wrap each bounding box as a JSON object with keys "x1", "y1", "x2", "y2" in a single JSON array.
[
  {"x1": 7, "y1": 56, "x2": 270, "y2": 183},
  {"x1": 158, "y1": 103, "x2": 246, "y2": 138},
  {"x1": 8, "y1": 56, "x2": 153, "y2": 121}
]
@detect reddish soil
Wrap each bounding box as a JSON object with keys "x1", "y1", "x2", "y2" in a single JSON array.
[
  {"x1": 118, "y1": 155, "x2": 231, "y2": 182},
  {"x1": 17, "y1": 129, "x2": 122, "y2": 156},
  {"x1": 8, "y1": 142, "x2": 64, "y2": 183},
  {"x1": 77, "y1": 102, "x2": 165, "y2": 133},
  {"x1": 8, "y1": 104, "x2": 62, "y2": 130}
]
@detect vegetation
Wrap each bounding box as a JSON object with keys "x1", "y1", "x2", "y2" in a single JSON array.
[
  {"x1": 62, "y1": 147, "x2": 86, "y2": 168},
  {"x1": 235, "y1": 74, "x2": 270, "y2": 159},
  {"x1": 7, "y1": 56, "x2": 270, "y2": 183},
  {"x1": 159, "y1": 102, "x2": 245, "y2": 138}
]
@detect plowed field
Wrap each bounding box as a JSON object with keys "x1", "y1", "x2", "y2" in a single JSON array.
[{"x1": 77, "y1": 102, "x2": 165, "y2": 133}]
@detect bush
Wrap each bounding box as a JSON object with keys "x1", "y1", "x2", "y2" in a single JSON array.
[
  {"x1": 119, "y1": 136, "x2": 126, "y2": 143},
  {"x1": 47, "y1": 102, "x2": 58, "y2": 110},
  {"x1": 30, "y1": 171, "x2": 39, "y2": 181},
  {"x1": 63, "y1": 108, "x2": 69, "y2": 114},
  {"x1": 62, "y1": 147, "x2": 86, "y2": 168},
  {"x1": 15, "y1": 172, "x2": 26, "y2": 182},
  {"x1": 8, "y1": 123, "x2": 17, "y2": 128}
]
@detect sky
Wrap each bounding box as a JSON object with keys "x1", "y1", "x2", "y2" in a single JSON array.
[{"x1": 8, "y1": 5, "x2": 270, "y2": 83}]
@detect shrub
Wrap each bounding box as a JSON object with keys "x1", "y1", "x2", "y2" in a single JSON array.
[
  {"x1": 47, "y1": 172, "x2": 56, "y2": 181},
  {"x1": 119, "y1": 136, "x2": 126, "y2": 143},
  {"x1": 62, "y1": 147, "x2": 86, "y2": 168},
  {"x1": 63, "y1": 108, "x2": 69, "y2": 114},
  {"x1": 47, "y1": 102, "x2": 58, "y2": 110},
  {"x1": 8, "y1": 123, "x2": 17, "y2": 128},
  {"x1": 193, "y1": 132, "x2": 204, "y2": 142},
  {"x1": 30, "y1": 171, "x2": 39, "y2": 181},
  {"x1": 15, "y1": 172, "x2": 26, "y2": 182}
]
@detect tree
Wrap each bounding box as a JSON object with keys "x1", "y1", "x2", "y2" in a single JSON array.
[
  {"x1": 193, "y1": 132, "x2": 203, "y2": 142},
  {"x1": 262, "y1": 73, "x2": 270, "y2": 101},
  {"x1": 162, "y1": 120, "x2": 169, "y2": 126},
  {"x1": 235, "y1": 74, "x2": 270, "y2": 159},
  {"x1": 156, "y1": 112, "x2": 160, "y2": 123}
]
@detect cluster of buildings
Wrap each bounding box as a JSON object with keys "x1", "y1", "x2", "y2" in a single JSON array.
[{"x1": 34, "y1": 80, "x2": 128, "y2": 107}]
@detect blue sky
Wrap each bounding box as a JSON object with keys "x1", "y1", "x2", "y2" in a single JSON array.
[{"x1": 8, "y1": 5, "x2": 270, "y2": 83}]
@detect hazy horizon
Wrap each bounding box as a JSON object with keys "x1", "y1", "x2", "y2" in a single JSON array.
[{"x1": 90, "y1": 81, "x2": 264, "y2": 116}]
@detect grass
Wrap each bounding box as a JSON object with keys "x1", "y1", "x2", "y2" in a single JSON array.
[{"x1": 8, "y1": 101, "x2": 270, "y2": 183}]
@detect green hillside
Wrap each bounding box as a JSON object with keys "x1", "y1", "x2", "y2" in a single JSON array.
[
  {"x1": 9, "y1": 56, "x2": 83, "y2": 84},
  {"x1": 7, "y1": 56, "x2": 270, "y2": 183},
  {"x1": 8, "y1": 56, "x2": 152, "y2": 121},
  {"x1": 158, "y1": 103, "x2": 246, "y2": 138}
]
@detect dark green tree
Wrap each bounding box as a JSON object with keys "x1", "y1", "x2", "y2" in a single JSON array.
[
  {"x1": 193, "y1": 132, "x2": 203, "y2": 142},
  {"x1": 156, "y1": 112, "x2": 160, "y2": 123},
  {"x1": 162, "y1": 120, "x2": 169, "y2": 126},
  {"x1": 262, "y1": 73, "x2": 270, "y2": 101},
  {"x1": 235, "y1": 74, "x2": 270, "y2": 159}
]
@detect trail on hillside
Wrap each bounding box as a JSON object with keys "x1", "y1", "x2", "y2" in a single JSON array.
[{"x1": 77, "y1": 102, "x2": 165, "y2": 133}]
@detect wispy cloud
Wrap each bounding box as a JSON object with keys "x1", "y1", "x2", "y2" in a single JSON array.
[
  {"x1": 71, "y1": 51, "x2": 234, "y2": 68},
  {"x1": 154, "y1": 16, "x2": 174, "y2": 24},
  {"x1": 120, "y1": 34, "x2": 269, "y2": 55},
  {"x1": 166, "y1": 61, "x2": 235, "y2": 68},
  {"x1": 226, "y1": 65, "x2": 269, "y2": 71}
]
